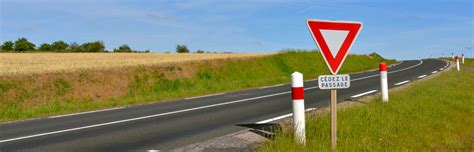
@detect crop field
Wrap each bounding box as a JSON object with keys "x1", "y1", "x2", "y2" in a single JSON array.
[{"x1": 0, "y1": 53, "x2": 269, "y2": 75}]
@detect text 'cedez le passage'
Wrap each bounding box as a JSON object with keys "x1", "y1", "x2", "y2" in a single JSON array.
[{"x1": 318, "y1": 74, "x2": 351, "y2": 89}]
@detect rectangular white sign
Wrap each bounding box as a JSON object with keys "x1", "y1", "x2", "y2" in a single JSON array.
[{"x1": 318, "y1": 74, "x2": 350, "y2": 89}]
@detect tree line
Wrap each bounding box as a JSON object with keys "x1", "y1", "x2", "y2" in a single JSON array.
[
  {"x1": 1, "y1": 37, "x2": 225, "y2": 53},
  {"x1": 1, "y1": 37, "x2": 148, "y2": 53}
]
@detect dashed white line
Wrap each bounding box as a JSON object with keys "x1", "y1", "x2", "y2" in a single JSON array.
[
  {"x1": 351, "y1": 60, "x2": 421, "y2": 81},
  {"x1": 185, "y1": 93, "x2": 226, "y2": 100},
  {"x1": 49, "y1": 107, "x2": 124, "y2": 119},
  {"x1": 255, "y1": 108, "x2": 317, "y2": 124},
  {"x1": 431, "y1": 71, "x2": 438, "y2": 74},
  {"x1": 259, "y1": 84, "x2": 284, "y2": 89},
  {"x1": 394, "y1": 80, "x2": 410, "y2": 86},
  {"x1": 304, "y1": 86, "x2": 318, "y2": 90},
  {"x1": 417, "y1": 75, "x2": 427, "y2": 79},
  {"x1": 350, "y1": 90, "x2": 378, "y2": 98},
  {"x1": 439, "y1": 68, "x2": 443, "y2": 70},
  {"x1": 256, "y1": 113, "x2": 292, "y2": 124}
]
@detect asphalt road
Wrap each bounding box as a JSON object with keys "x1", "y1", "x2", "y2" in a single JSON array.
[{"x1": 0, "y1": 59, "x2": 449, "y2": 152}]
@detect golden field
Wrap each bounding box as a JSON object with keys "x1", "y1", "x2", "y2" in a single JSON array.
[{"x1": 0, "y1": 53, "x2": 269, "y2": 75}]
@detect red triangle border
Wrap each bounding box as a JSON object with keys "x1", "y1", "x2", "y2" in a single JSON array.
[{"x1": 307, "y1": 20, "x2": 363, "y2": 75}]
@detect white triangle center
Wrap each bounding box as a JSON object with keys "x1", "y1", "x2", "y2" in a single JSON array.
[{"x1": 320, "y1": 29, "x2": 349, "y2": 58}]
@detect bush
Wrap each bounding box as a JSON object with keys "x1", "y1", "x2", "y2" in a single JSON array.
[
  {"x1": 38, "y1": 43, "x2": 53, "y2": 51},
  {"x1": 51, "y1": 41, "x2": 69, "y2": 52},
  {"x1": 80, "y1": 41, "x2": 105, "y2": 52},
  {"x1": 1, "y1": 41, "x2": 14, "y2": 51},
  {"x1": 67, "y1": 42, "x2": 82, "y2": 52},
  {"x1": 196, "y1": 50, "x2": 205, "y2": 53},
  {"x1": 176, "y1": 44, "x2": 189, "y2": 53},
  {"x1": 14, "y1": 37, "x2": 35, "y2": 51},
  {"x1": 113, "y1": 44, "x2": 133, "y2": 52}
]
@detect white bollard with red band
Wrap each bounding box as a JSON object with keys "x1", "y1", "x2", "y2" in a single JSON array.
[
  {"x1": 462, "y1": 53, "x2": 464, "y2": 64},
  {"x1": 291, "y1": 72, "x2": 306, "y2": 144},
  {"x1": 380, "y1": 63, "x2": 389, "y2": 102},
  {"x1": 456, "y1": 56, "x2": 460, "y2": 71}
]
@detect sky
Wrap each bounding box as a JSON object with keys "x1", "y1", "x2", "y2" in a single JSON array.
[{"x1": 1, "y1": 0, "x2": 473, "y2": 59}]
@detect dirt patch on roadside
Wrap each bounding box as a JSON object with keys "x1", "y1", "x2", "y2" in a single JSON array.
[{"x1": 171, "y1": 131, "x2": 267, "y2": 152}]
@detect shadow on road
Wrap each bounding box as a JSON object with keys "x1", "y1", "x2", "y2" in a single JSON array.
[{"x1": 236, "y1": 123, "x2": 282, "y2": 140}]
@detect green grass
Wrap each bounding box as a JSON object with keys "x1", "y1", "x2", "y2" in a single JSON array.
[
  {"x1": 258, "y1": 69, "x2": 474, "y2": 151},
  {"x1": 0, "y1": 50, "x2": 395, "y2": 121},
  {"x1": 463, "y1": 58, "x2": 474, "y2": 67}
]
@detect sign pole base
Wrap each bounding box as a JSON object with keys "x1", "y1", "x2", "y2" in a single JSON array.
[{"x1": 331, "y1": 89, "x2": 337, "y2": 150}]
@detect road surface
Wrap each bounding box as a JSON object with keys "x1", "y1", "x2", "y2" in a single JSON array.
[{"x1": 0, "y1": 59, "x2": 449, "y2": 151}]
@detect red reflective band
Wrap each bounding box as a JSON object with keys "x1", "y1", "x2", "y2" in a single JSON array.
[
  {"x1": 456, "y1": 56, "x2": 459, "y2": 59},
  {"x1": 292, "y1": 87, "x2": 304, "y2": 100},
  {"x1": 379, "y1": 62, "x2": 387, "y2": 71}
]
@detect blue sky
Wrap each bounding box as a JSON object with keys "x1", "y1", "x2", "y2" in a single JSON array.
[{"x1": 1, "y1": 0, "x2": 473, "y2": 59}]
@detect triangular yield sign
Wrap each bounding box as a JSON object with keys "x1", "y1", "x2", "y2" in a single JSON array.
[{"x1": 307, "y1": 19, "x2": 363, "y2": 75}]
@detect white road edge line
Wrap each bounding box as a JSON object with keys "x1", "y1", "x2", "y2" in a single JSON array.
[
  {"x1": 185, "y1": 93, "x2": 226, "y2": 100},
  {"x1": 439, "y1": 68, "x2": 443, "y2": 70},
  {"x1": 255, "y1": 108, "x2": 317, "y2": 124},
  {"x1": 417, "y1": 75, "x2": 427, "y2": 79},
  {"x1": 0, "y1": 60, "x2": 425, "y2": 143},
  {"x1": 351, "y1": 60, "x2": 423, "y2": 82},
  {"x1": 255, "y1": 114, "x2": 292, "y2": 124},
  {"x1": 431, "y1": 71, "x2": 438, "y2": 74},
  {"x1": 394, "y1": 80, "x2": 410, "y2": 86},
  {"x1": 49, "y1": 107, "x2": 124, "y2": 119},
  {"x1": 350, "y1": 90, "x2": 378, "y2": 98},
  {"x1": 259, "y1": 84, "x2": 284, "y2": 89}
]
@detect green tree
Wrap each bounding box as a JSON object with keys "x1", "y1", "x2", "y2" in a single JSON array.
[
  {"x1": 67, "y1": 42, "x2": 82, "y2": 52},
  {"x1": 14, "y1": 37, "x2": 36, "y2": 51},
  {"x1": 176, "y1": 44, "x2": 189, "y2": 53},
  {"x1": 81, "y1": 41, "x2": 105, "y2": 52},
  {"x1": 1, "y1": 41, "x2": 14, "y2": 51},
  {"x1": 51, "y1": 41, "x2": 69, "y2": 51},
  {"x1": 38, "y1": 43, "x2": 53, "y2": 51},
  {"x1": 113, "y1": 44, "x2": 132, "y2": 52}
]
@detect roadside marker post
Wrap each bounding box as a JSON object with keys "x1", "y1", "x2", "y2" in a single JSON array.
[
  {"x1": 462, "y1": 53, "x2": 464, "y2": 64},
  {"x1": 452, "y1": 52, "x2": 454, "y2": 59},
  {"x1": 456, "y1": 56, "x2": 460, "y2": 71},
  {"x1": 307, "y1": 19, "x2": 362, "y2": 150},
  {"x1": 379, "y1": 63, "x2": 389, "y2": 102},
  {"x1": 291, "y1": 72, "x2": 306, "y2": 144}
]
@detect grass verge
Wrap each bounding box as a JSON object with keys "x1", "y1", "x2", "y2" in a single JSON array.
[
  {"x1": 463, "y1": 58, "x2": 474, "y2": 67},
  {"x1": 258, "y1": 68, "x2": 474, "y2": 151},
  {"x1": 0, "y1": 50, "x2": 395, "y2": 122}
]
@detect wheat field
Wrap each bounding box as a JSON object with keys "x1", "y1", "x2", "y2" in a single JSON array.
[{"x1": 0, "y1": 53, "x2": 269, "y2": 75}]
